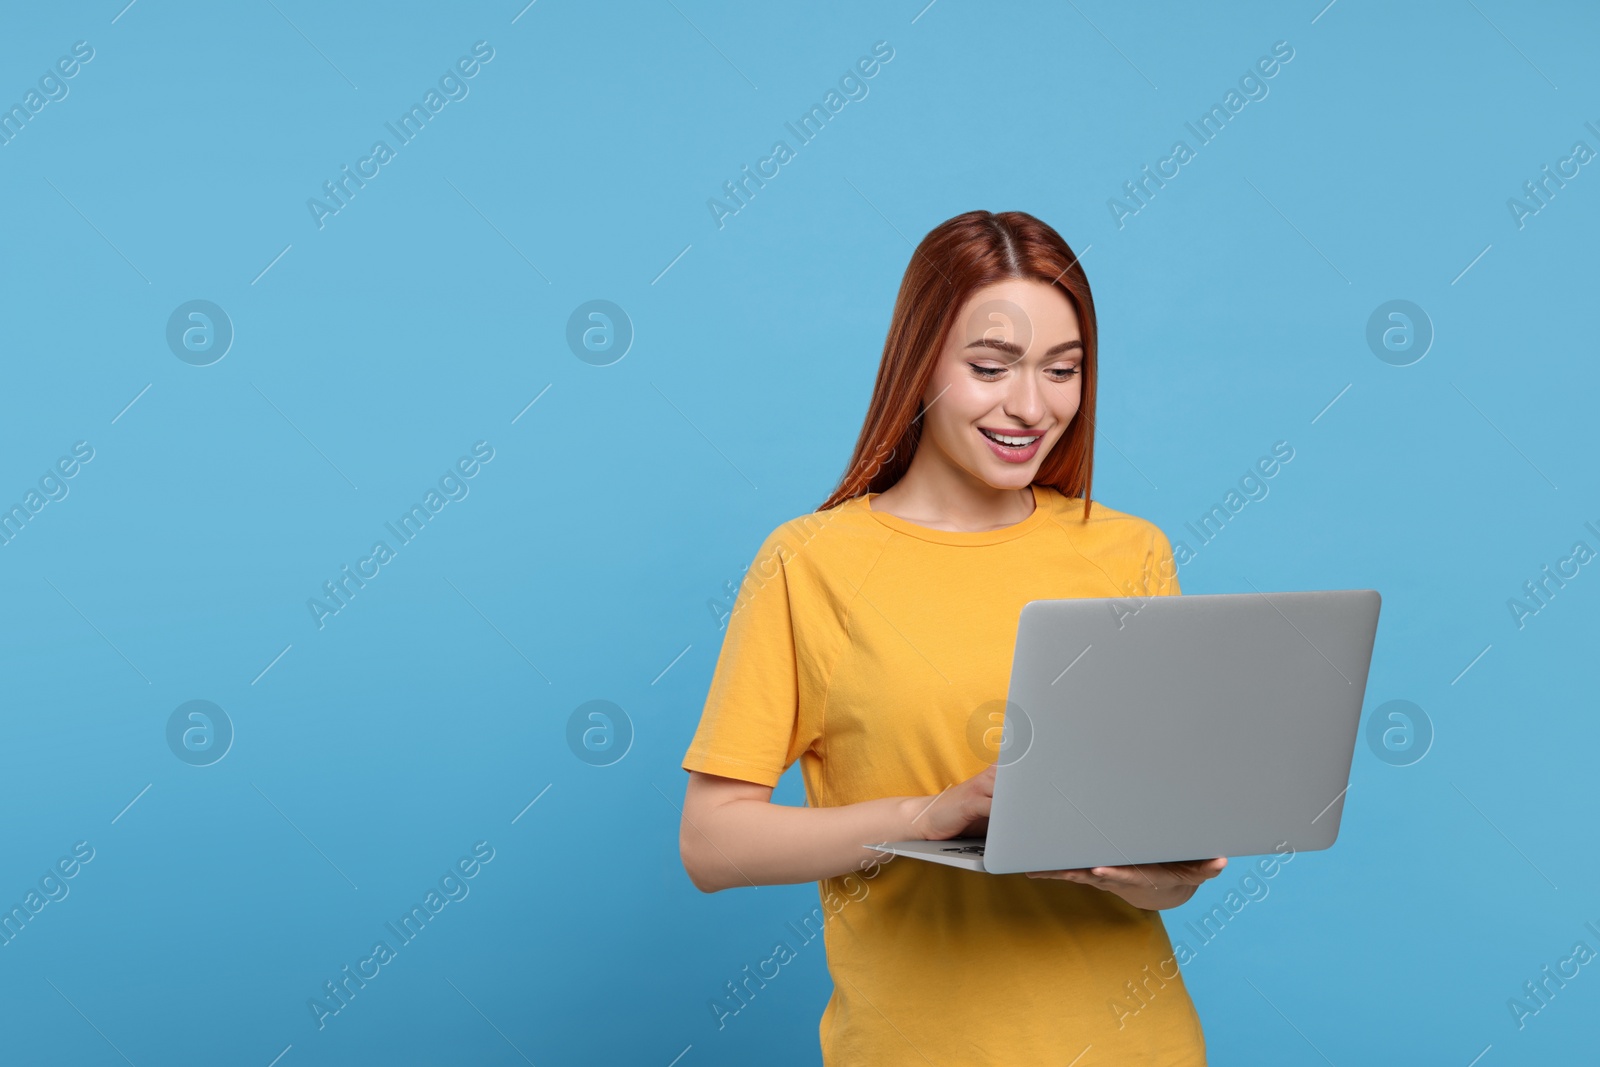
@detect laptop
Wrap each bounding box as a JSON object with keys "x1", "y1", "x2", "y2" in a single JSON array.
[{"x1": 864, "y1": 589, "x2": 1382, "y2": 875}]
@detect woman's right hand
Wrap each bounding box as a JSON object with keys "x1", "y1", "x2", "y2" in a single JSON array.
[{"x1": 908, "y1": 763, "x2": 996, "y2": 841}]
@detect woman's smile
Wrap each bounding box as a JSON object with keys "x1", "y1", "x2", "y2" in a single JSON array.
[{"x1": 977, "y1": 425, "x2": 1047, "y2": 463}]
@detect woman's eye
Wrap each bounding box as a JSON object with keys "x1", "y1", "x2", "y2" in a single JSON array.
[{"x1": 968, "y1": 363, "x2": 1079, "y2": 380}]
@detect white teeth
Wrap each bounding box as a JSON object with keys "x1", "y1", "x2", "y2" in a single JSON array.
[{"x1": 981, "y1": 429, "x2": 1037, "y2": 447}]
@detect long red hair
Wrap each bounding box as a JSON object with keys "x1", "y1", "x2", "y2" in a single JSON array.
[{"x1": 817, "y1": 210, "x2": 1098, "y2": 519}]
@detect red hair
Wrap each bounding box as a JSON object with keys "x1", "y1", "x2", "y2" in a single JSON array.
[{"x1": 817, "y1": 210, "x2": 1098, "y2": 519}]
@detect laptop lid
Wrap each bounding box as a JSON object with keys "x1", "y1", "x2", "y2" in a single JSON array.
[{"x1": 980, "y1": 589, "x2": 1381, "y2": 875}]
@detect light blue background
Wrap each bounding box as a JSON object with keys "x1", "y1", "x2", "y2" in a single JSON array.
[{"x1": 1, "y1": 1, "x2": 1595, "y2": 1064}]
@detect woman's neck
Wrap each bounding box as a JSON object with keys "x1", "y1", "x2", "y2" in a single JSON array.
[{"x1": 869, "y1": 452, "x2": 1036, "y2": 533}]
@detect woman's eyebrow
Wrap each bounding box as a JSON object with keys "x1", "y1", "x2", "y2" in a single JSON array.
[{"x1": 964, "y1": 337, "x2": 1084, "y2": 357}]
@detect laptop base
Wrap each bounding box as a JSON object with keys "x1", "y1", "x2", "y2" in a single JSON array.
[{"x1": 865, "y1": 838, "x2": 988, "y2": 872}]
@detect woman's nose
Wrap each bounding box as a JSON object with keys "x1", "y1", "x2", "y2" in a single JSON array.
[{"x1": 1003, "y1": 374, "x2": 1045, "y2": 422}]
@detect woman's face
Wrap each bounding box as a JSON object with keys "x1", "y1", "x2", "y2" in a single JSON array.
[{"x1": 917, "y1": 277, "x2": 1083, "y2": 491}]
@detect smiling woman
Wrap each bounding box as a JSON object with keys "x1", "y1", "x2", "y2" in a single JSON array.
[
  {"x1": 680, "y1": 210, "x2": 1220, "y2": 1065},
  {"x1": 853, "y1": 274, "x2": 1088, "y2": 530}
]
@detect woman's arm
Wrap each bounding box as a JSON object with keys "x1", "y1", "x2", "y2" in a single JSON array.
[
  {"x1": 680, "y1": 767, "x2": 1225, "y2": 906},
  {"x1": 678, "y1": 770, "x2": 940, "y2": 893}
]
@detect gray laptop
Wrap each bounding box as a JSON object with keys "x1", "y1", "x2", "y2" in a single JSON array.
[{"x1": 865, "y1": 589, "x2": 1382, "y2": 875}]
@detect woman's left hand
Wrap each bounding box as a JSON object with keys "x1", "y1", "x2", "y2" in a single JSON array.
[{"x1": 1026, "y1": 857, "x2": 1228, "y2": 911}]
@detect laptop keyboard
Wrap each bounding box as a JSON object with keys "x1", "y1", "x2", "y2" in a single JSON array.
[{"x1": 939, "y1": 844, "x2": 986, "y2": 855}]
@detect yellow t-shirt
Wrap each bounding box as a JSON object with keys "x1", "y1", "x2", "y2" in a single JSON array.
[{"x1": 682, "y1": 483, "x2": 1206, "y2": 1066}]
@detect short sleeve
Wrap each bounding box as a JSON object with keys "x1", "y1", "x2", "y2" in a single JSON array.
[{"x1": 681, "y1": 527, "x2": 805, "y2": 788}]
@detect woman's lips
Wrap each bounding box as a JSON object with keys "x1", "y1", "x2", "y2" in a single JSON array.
[{"x1": 978, "y1": 427, "x2": 1044, "y2": 463}]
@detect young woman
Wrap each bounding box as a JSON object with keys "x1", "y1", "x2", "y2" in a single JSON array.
[{"x1": 679, "y1": 210, "x2": 1227, "y2": 1065}]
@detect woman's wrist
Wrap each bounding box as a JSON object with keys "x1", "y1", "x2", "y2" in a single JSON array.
[
  {"x1": 896, "y1": 795, "x2": 934, "y2": 841},
  {"x1": 1110, "y1": 881, "x2": 1199, "y2": 911}
]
